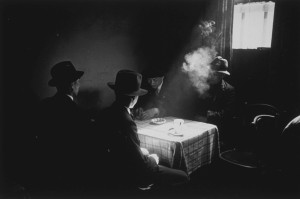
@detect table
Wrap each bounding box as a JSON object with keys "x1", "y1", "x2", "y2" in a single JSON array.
[{"x1": 136, "y1": 116, "x2": 220, "y2": 175}]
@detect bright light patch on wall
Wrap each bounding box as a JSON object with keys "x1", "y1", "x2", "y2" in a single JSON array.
[{"x1": 232, "y1": 1, "x2": 275, "y2": 49}]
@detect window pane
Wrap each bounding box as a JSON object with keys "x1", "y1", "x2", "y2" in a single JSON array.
[{"x1": 232, "y1": 1, "x2": 275, "y2": 49}]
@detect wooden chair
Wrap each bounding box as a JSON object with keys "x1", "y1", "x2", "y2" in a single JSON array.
[{"x1": 220, "y1": 104, "x2": 281, "y2": 170}]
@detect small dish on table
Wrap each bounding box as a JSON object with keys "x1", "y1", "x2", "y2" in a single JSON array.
[{"x1": 150, "y1": 118, "x2": 166, "y2": 125}]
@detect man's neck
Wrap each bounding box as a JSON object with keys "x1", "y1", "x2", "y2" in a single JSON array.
[{"x1": 115, "y1": 101, "x2": 131, "y2": 114}]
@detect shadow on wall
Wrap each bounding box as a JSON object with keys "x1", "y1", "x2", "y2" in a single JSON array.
[{"x1": 77, "y1": 88, "x2": 103, "y2": 117}]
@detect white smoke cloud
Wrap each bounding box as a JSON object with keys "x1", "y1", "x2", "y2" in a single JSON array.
[
  {"x1": 182, "y1": 20, "x2": 220, "y2": 98},
  {"x1": 198, "y1": 20, "x2": 216, "y2": 37},
  {"x1": 182, "y1": 46, "x2": 217, "y2": 97}
]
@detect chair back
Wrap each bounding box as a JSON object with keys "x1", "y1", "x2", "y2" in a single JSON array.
[
  {"x1": 243, "y1": 103, "x2": 280, "y2": 125},
  {"x1": 220, "y1": 104, "x2": 282, "y2": 170},
  {"x1": 237, "y1": 103, "x2": 281, "y2": 157},
  {"x1": 246, "y1": 104, "x2": 282, "y2": 169}
]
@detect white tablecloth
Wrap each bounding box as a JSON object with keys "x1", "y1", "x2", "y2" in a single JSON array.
[{"x1": 136, "y1": 116, "x2": 220, "y2": 175}]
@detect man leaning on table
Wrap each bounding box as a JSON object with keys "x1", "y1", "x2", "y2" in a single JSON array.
[
  {"x1": 134, "y1": 68, "x2": 169, "y2": 120},
  {"x1": 96, "y1": 69, "x2": 189, "y2": 190}
]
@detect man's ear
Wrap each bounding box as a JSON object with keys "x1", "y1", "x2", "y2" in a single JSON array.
[{"x1": 71, "y1": 81, "x2": 76, "y2": 89}]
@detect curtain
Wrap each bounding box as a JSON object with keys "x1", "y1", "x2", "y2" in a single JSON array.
[
  {"x1": 232, "y1": 1, "x2": 275, "y2": 49},
  {"x1": 216, "y1": 0, "x2": 234, "y2": 63}
]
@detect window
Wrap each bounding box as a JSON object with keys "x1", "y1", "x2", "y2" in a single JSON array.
[{"x1": 232, "y1": 1, "x2": 275, "y2": 49}]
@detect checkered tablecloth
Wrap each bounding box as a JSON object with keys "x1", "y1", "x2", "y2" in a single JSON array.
[{"x1": 136, "y1": 117, "x2": 220, "y2": 175}]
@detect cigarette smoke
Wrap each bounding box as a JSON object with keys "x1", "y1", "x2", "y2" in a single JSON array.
[
  {"x1": 198, "y1": 20, "x2": 216, "y2": 37},
  {"x1": 182, "y1": 20, "x2": 220, "y2": 98},
  {"x1": 182, "y1": 46, "x2": 217, "y2": 97}
]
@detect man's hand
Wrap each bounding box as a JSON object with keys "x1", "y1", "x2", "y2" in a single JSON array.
[
  {"x1": 140, "y1": 147, "x2": 149, "y2": 156},
  {"x1": 142, "y1": 108, "x2": 159, "y2": 120},
  {"x1": 148, "y1": 154, "x2": 159, "y2": 164},
  {"x1": 207, "y1": 110, "x2": 217, "y2": 118},
  {"x1": 134, "y1": 107, "x2": 144, "y2": 120}
]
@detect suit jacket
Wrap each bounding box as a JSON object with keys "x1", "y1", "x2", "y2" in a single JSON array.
[
  {"x1": 206, "y1": 80, "x2": 236, "y2": 125},
  {"x1": 134, "y1": 83, "x2": 169, "y2": 117},
  {"x1": 35, "y1": 93, "x2": 91, "y2": 189},
  {"x1": 97, "y1": 101, "x2": 158, "y2": 185}
]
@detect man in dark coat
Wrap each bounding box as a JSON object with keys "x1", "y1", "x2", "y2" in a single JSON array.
[
  {"x1": 195, "y1": 56, "x2": 236, "y2": 149},
  {"x1": 34, "y1": 61, "x2": 91, "y2": 192},
  {"x1": 134, "y1": 69, "x2": 169, "y2": 120},
  {"x1": 98, "y1": 70, "x2": 189, "y2": 190}
]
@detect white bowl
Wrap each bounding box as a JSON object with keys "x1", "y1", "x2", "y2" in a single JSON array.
[{"x1": 151, "y1": 118, "x2": 166, "y2": 125}]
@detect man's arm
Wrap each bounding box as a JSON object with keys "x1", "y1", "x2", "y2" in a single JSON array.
[
  {"x1": 207, "y1": 84, "x2": 236, "y2": 122},
  {"x1": 122, "y1": 117, "x2": 159, "y2": 171}
]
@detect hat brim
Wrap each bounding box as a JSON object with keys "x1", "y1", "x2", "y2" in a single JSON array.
[
  {"x1": 48, "y1": 71, "x2": 84, "y2": 87},
  {"x1": 107, "y1": 82, "x2": 148, "y2": 96},
  {"x1": 144, "y1": 74, "x2": 165, "y2": 78},
  {"x1": 217, "y1": 71, "x2": 230, "y2": 76}
]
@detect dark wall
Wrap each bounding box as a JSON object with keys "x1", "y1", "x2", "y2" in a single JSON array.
[
  {"x1": 231, "y1": 49, "x2": 272, "y2": 104},
  {"x1": 2, "y1": 0, "x2": 209, "y2": 110},
  {"x1": 269, "y1": 0, "x2": 300, "y2": 117}
]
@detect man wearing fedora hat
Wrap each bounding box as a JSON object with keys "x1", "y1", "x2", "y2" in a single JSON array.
[
  {"x1": 134, "y1": 68, "x2": 170, "y2": 120},
  {"x1": 196, "y1": 56, "x2": 236, "y2": 150},
  {"x1": 34, "y1": 61, "x2": 91, "y2": 192},
  {"x1": 208, "y1": 56, "x2": 235, "y2": 121},
  {"x1": 97, "y1": 69, "x2": 188, "y2": 190}
]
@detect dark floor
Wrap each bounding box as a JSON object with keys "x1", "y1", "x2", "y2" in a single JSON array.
[
  {"x1": 187, "y1": 160, "x2": 300, "y2": 199},
  {"x1": 2, "y1": 157, "x2": 300, "y2": 199}
]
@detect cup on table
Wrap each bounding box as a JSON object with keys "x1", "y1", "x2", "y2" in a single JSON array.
[{"x1": 173, "y1": 119, "x2": 184, "y2": 134}]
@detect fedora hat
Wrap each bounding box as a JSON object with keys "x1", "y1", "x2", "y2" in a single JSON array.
[
  {"x1": 143, "y1": 68, "x2": 165, "y2": 78},
  {"x1": 48, "y1": 61, "x2": 84, "y2": 87},
  {"x1": 211, "y1": 56, "x2": 230, "y2": 75},
  {"x1": 107, "y1": 70, "x2": 148, "y2": 96}
]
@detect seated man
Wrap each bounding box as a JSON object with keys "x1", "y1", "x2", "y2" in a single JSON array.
[
  {"x1": 35, "y1": 61, "x2": 91, "y2": 191},
  {"x1": 134, "y1": 69, "x2": 169, "y2": 120},
  {"x1": 205, "y1": 56, "x2": 235, "y2": 124},
  {"x1": 97, "y1": 70, "x2": 189, "y2": 190},
  {"x1": 195, "y1": 56, "x2": 236, "y2": 149}
]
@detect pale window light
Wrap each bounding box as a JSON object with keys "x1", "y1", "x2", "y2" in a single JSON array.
[{"x1": 232, "y1": 1, "x2": 275, "y2": 49}]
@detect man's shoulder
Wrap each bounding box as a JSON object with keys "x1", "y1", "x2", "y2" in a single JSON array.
[
  {"x1": 40, "y1": 96, "x2": 53, "y2": 103},
  {"x1": 39, "y1": 96, "x2": 54, "y2": 108},
  {"x1": 101, "y1": 103, "x2": 132, "y2": 121},
  {"x1": 40, "y1": 94, "x2": 72, "y2": 104},
  {"x1": 223, "y1": 81, "x2": 235, "y2": 91},
  {"x1": 39, "y1": 95, "x2": 79, "y2": 116},
  {"x1": 98, "y1": 104, "x2": 136, "y2": 134}
]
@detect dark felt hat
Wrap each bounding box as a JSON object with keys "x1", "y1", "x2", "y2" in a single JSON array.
[
  {"x1": 143, "y1": 68, "x2": 165, "y2": 78},
  {"x1": 48, "y1": 61, "x2": 84, "y2": 87},
  {"x1": 107, "y1": 70, "x2": 148, "y2": 96},
  {"x1": 211, "y1": 56, "x2": 230, "y2": 75}
]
